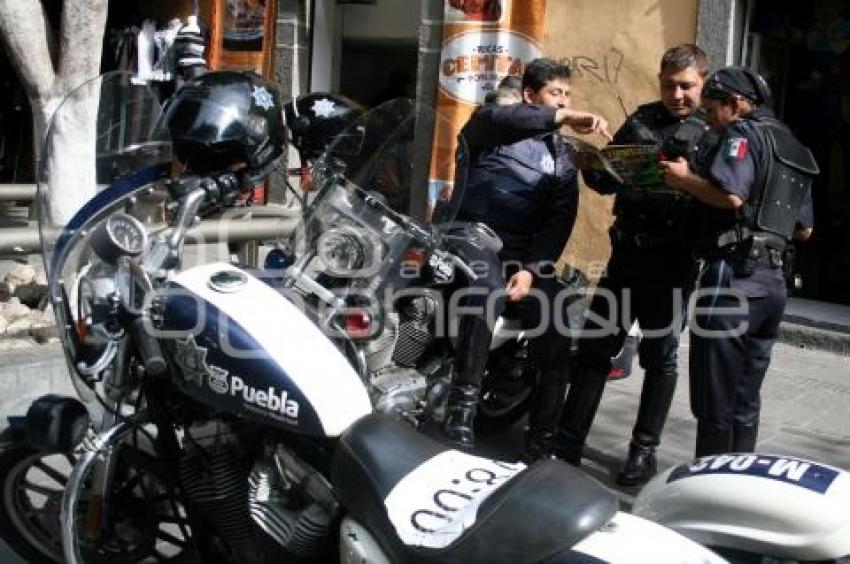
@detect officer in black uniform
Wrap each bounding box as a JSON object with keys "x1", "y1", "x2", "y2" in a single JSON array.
[
  {"x1": 551, "y1": 44, "x2": 718, "y2": 485},
  {"x1": 442, "y1": 58, "x2": 611, "y2": 452},
  {"x1": 661, "y1": 67, "x2": 817, "y2": 457}
]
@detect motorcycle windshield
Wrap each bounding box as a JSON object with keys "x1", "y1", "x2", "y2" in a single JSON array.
[
  {"x1": 313, "y1": 98, "x2": 468, "y2": 224},
  {"x1": 293, "y1": 99, "x2": 467, "y2": 299},
  {"x1": 37, "y1": 72, "x2": 173, "y2": 369}
]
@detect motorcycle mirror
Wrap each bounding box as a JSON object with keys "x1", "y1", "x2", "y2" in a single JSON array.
[{"x1": 25, "y1": 395, "x2": 90, "y2": 454}]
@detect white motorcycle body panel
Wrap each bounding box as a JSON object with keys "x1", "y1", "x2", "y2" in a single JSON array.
[
  {"x1": 572, "y1": 511, "x2": 728, "y2": 563},
  {"x1": 633, "y1": 453, "x2": 850, "y2": 560},
  {"x1": 339, "y1": 517, "x2": 392, "y2": 564},
  {"x1": 340, "y1": 511, "x2": 726, "y2": 563}
]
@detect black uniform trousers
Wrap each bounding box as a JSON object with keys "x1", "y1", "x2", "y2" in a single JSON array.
[
  {"x1": 689, "y1": 259, "x2": 786, "y2": 457},
  {"x1": 555, "y1": 242, "x2": 694, "y2": 459},
  {"x1": 450, "y1": 237, "x2": 571, "y2": 436}
]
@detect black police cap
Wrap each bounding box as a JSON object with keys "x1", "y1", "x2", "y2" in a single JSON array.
[{"x1": 703, "y1": 67, "x2": 772, "y2": 105}]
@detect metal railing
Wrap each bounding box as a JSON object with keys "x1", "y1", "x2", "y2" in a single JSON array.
[
  {"x1": 0, "y1": 184, "x2": 299, "y2": 258},
  {"x1": 0, "y1": 217, "x2": 298, "y2": 255},
  {"x1": 0, "y1": 184, "x2": 37, "y2": 201}
]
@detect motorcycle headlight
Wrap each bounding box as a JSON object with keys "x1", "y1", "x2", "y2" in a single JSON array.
[{"x1": 317, "y1": 226, "x2": 376, "y2": 277}]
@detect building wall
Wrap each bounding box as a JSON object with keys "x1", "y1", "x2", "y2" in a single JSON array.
[{"x1": 543, "y1": 0, "x2": 699, "y2": 276}]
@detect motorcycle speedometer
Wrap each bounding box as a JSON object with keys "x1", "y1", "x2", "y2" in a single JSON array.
[{"x1": 91, "y1": 213, "x2": 148, "y2": 264}]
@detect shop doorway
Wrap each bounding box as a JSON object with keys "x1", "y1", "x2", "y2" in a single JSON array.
[
  {"x1": 747, "y1": 0, "x2": 850, "y2": 304},
  {"x1": 327, "y1": 0, "x2": 420, "y2": 108}
]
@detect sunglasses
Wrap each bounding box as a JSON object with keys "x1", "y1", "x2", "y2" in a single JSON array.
[
  {"x1": 702, "y1": 81, "x2": 758, "y2": 104},
  {"x1": 702, "y1": 83, "x2": 732, "y2": 101}
]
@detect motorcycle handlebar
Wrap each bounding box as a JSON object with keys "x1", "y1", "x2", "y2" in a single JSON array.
[{"x1": 128, "y1": 317, "x2": 167, "y2": 377}]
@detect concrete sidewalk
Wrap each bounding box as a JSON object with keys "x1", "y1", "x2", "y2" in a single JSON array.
[{"x1": 476, "y1": 331, "x2": 850, "y2": 506}]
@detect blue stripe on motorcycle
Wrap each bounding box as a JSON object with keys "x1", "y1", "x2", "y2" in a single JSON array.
[{"x1": 667, "y1": 454, "x2": 839, "y2": 494}]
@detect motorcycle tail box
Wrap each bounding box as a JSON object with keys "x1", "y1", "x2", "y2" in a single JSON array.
[
  {"x1": 161, "y1": 263, "x2": 372, "y2": 438},
  {"x1": 633, "y1": 453, "x2": 850, "y2": 561}
]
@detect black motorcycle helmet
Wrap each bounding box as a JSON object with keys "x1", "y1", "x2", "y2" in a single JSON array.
[
  {"x1": 283, "y1": 92, "x2": 365, "y2": 162},
  {"x1": 702, "y1": 67, "x2": 773, "y2": 106},
  {"x1": 163, "y1": 71, "x2": 285, "y2": 178}
]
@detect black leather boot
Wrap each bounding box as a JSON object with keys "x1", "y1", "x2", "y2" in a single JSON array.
[
  {"x1": 732, "y1": 420, "x2": 759, "y2": 453},
  {"x1": 695, "y1": 420, "x2": 732, "y2": 457},
  {"x1": 443, "y1": 317, "x2": 492, "y2": 449},
  {"x1": 521, "y1": 431, "x2": 555, "y2": 463},
  {"x1": 631, "y1": 367, "x2": 677, "y2": 450},
  {"x1": 443, "y1": 384, "x2": 480, "y2": 449},
  {"x1": 616, "y1": 442, "x2": 657, "y2": 486},
  {"x1": 522, "y1": 367, "x2": 569, "y2": 462},
  {"x1": 550, "y1": 362, "x2": 607, "y2": 466}
]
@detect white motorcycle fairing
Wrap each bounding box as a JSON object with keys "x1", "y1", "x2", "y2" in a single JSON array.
[{"x1": 633, "y1": 453, "x2": 850, "y2": 560}]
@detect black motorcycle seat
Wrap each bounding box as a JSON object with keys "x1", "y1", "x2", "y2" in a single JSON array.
[{"x1": 331, "y1": 414, "x2": 618, "y2": 564}]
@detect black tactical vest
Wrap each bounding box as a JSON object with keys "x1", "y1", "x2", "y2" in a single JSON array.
[
  {"x1": 693, "y1": 111, "x2": 818, "y2": 262},
  {"x1": 612, "y1": 103, "x2": 717, "y2": 243},
  {"x1": 747, "y1": 115, "x2": 819, "y2": 241}
]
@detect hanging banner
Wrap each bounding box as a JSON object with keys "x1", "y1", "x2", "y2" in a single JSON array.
[{"x1": 428, "y1": 0, "x2": 547, "y2": 212}]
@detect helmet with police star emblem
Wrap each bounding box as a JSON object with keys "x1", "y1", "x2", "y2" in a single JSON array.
[
  {"x1": 283, "y1": 92, "x2": 365, "y2": 162},
  {"x1": 163, "y1": 71, "x2": 286, "y2": 178}
]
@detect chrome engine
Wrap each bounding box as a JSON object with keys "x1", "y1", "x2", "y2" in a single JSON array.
[
  {"x1": 178, "y1": 420, "x2": 337, "y2": 561},
  {"x1": 248, "y1": 445, "x2": 337, "y2": 559},
  {"x1": 364, "y1": 296, "x2": 440, "y2": 419}
]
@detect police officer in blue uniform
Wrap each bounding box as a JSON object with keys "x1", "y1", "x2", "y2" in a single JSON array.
[
  {"x1": 661, "y1": 67, "x2": 817, "y2": 457},
  {"x1": 442, "y1": 58, "x2": 612, "y2": 453},
  {"x1": 551, "y1": 45, "x2": 717, "y2": 485}
]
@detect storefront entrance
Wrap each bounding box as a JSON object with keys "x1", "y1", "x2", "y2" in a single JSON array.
[{"x1": 748, "y1": 0, "x2": 850, "y2": 304}]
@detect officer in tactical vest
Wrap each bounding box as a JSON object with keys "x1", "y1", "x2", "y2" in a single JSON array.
[
  {"x1": 442, "y1": 58, "x2": 611, "y2": 453},
  {"x1": 661, "y1": 67, "x2": 817, "y2": 457},
  {"x1": 551, "y1": 44, "x2": 718, "y2": 485}
]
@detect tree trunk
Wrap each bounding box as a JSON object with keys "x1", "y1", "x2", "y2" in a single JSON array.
[{"x1": 0, "y1": 0, "x2": 108, "y2": 225}]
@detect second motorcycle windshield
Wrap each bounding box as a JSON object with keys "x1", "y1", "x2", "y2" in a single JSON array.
[
  {"x1": 312, "y1": 98, "x2": 467, "y2": 225},
  {"x1": 292, "y1": 99, "x2": 467, "y2": 298}
]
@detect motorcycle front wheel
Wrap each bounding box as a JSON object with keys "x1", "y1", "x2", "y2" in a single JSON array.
[
  {"x1": 0, "y1": 431, "x2": 66, "y2": 563},
  {"x1": 0, "y1": 429, "x2": 195, "y2": 563},
  {"x1": 475, "y1": 352, "x2": 536, "y2": 434}
]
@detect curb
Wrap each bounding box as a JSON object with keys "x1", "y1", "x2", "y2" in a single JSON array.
[{"x1": 778, "y1": 321, "x2": 850, "y2": 357}]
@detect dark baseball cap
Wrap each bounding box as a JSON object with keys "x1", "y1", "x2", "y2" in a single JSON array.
[{"x1": 702, "y1": 67, "x2": 772, "y2": 104}]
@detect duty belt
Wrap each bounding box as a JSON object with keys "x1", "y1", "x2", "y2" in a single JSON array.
[{"x1": 611, "y1": 227, "x2": 680, "y2": 249}]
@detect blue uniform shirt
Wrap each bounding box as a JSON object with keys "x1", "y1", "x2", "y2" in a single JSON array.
[{"x1": 456, "y1": 103, "x2": 579, "y2": 274}]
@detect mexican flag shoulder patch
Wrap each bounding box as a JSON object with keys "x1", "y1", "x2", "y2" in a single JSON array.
[{"x1": 724, "y1": 137, "x2": 749, "y2": 160}]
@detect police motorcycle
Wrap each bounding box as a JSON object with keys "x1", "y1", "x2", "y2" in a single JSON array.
[
  {"x1": 0, "y1": 71, "x2": 725, "y2": 564},
  {"x1": 280, "y1": 91, "x2": 561, "y2": 433}
]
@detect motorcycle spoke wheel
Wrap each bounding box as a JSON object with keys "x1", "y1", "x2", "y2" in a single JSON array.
[
  {"x1": 0, "y1": 445, "x2": 75, "y2": 562},
  {"x1": 73, "y1": 445, "x2": 193, "y2": 563}
]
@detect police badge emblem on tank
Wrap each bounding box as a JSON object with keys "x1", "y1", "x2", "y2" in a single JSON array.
[
  {"x1": 207, "y1": 365, "x2": 230, "y2": 394},
  {"x1": 173, "y1": 335, "x2": 209, "y2": 387},
  {"x1": 251, "y1": 85, "x2": 275, "y2": 110}
]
